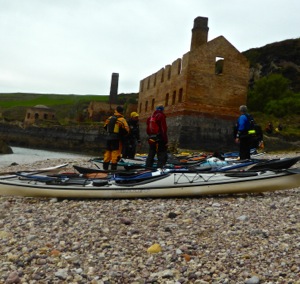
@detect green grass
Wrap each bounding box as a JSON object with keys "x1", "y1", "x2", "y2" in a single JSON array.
[{"x1": 0, "y1": 93, "x2": 108, "y2": 108}]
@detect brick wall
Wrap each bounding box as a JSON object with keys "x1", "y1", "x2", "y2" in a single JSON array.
[{"x1": 137, "y1": 17, "x2": 249, "y2": 151}]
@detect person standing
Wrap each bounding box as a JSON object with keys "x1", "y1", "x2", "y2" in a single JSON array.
[
  {"x1": 145, "y1": 105, "x2": 168, "y2": 168},
  {"x1": 122, "y1": 112, "x2": 141, "y2": 159},
  {"x1": 235, "y1": 105, "x2": 251, "y2": 160},
  {"x1": 103, "y1": 106, "x2": 129, "y2": 170}
]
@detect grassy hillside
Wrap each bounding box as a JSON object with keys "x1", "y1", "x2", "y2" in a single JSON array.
[
  {"x1": 0, "y1": 92, "x2": 138, "y2": 122},
  {"x1": 0, "y1": 93, "x2": 108, "y2": 108},
  {"x1": 0, "y1": 93, "x2": 109, "y2": 122}
]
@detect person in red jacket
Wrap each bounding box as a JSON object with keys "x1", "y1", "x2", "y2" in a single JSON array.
[{"x1": 145, "y1": 105, "x2": 168, "y2": 168}]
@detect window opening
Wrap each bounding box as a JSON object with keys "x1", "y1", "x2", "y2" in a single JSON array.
[
  {"x1": 165, "y1": 93, "x2": 169, "y2": 106},
  {"x1": 178, "y1": 88, "x2": 183, "y2": 102},
  {"x1": 145, "y1": 101, "x2": 148, "y2": 112},
  {"x1": 172, "y1": 91, "x2": 176, "y2": 105},
  {"x1": 215, "y1": 56, "x2": 224, "y2": 75}
]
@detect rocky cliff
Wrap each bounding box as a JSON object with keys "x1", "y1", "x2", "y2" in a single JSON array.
[{"x1": 243, "y1": 38, "x2": 300, "y2": 92}]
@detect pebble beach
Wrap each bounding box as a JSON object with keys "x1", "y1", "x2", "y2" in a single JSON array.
[{"x1": 0, "y1": 153, "x2": 299, "y2": 284}]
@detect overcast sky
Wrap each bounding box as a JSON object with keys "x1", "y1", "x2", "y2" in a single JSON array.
[{"x1": 0, "y1": 0, "x2": 299, "y2": 96}]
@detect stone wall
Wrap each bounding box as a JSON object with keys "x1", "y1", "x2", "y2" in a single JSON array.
[
  {"x1": 0, "y1": 123, "x2": 106, "y2": 155},
  {"x1": 138, "y1": 115, "x2": 237, "y2": 152}
]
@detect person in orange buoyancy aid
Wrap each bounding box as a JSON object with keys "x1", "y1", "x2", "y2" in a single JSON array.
[
  {"x1": 145, "y1": 105, "x2": 168, "y2": 168},
  {"x1": 103, "y1": 106, "x2": 129, "y2": 170}
]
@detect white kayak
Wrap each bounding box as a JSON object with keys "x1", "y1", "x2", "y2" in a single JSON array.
[{"x1": 0, "y1": 167, "x2": 299, "y2": 199}]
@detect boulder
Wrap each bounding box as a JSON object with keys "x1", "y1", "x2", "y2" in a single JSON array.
[{"x1": 0, "y1": 140, "x2": 13, "y2": 154}]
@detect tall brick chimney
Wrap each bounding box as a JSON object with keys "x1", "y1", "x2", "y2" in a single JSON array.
[
  {"x1": 190, "y1": 16, "x2": 209, "y2": 51},
  {"x1": 109, "y1": 72, "x2": 119, "y2": 104}
]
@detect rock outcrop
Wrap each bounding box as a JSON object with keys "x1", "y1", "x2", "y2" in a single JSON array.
[{"x1": 0, "y1": 139, "x2": 13, "y2": 154}]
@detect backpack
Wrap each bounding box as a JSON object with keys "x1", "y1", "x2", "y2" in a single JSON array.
[
  {"x1": 245, "y1": 114, "x2": 255, "y2": 132},
  {"x1": 147, "y1": 115, "x2": 160, "y2": 135},
  {"x1": 245, "y1": 114, "x2": 263, "y2": 148},
  {"x1": 107, "y1": 116, "x2": 118, "y2": 134},
  {"x1": 104, "y1": 115, "x2": 121, "y2": 140}
]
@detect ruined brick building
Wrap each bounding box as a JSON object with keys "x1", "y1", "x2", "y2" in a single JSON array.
[
  {"x1": 24, "y1": 105, "x2": 56, "y2": 126},
  {"x1": 138, "y1": 16, "x2": 249, "y2": 151}
]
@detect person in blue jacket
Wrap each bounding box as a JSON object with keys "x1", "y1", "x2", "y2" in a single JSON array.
[{"x1": 235, "y1": 105, "x2": 251, "y2": 160}]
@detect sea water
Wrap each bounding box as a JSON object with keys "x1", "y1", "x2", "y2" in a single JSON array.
[{"x1": 0, "y1": 146, "x2": 93, "y2": 167}]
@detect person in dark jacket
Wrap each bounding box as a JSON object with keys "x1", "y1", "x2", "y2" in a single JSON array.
[
  {"x1": 103, "y1": 106, "x2": 129, "y2": 170},
  {"x1": 235, "y1": 105, "x2": 251, "y2": 160},
  {"x1": 145, "y1": 105, "x2": 168, "y2": 168},
  {"x1": 122, "y1": 112, "x2": 141, "y2": 159}
]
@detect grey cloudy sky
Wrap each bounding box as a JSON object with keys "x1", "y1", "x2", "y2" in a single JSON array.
[{"x1": 0, "y1": 0, "x2": 299, "y2": 95}]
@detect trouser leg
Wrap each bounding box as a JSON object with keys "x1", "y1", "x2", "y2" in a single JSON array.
[
  {"x1": 111, "y1": 149, "x2": 121, "y2": 164},
  {"x1": 103, "y1": 150, "x2": 111, "y2": 163},
  {"x1": 146, "y1": 143, "x2": 156, "y2": 168},
  {"x1": 157, "y1": 141, "x2": 168, "y2": 168},
  {"x1": 239, "y1": 137, "x2": 251, "y2": 160}
]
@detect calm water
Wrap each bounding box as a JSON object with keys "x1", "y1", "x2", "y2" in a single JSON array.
[{"x1": 0, "y1": 146, "x2": 93, "y2": 167}]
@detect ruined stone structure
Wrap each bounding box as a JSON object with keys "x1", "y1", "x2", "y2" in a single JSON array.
[
  {"x1": 87, "y1": 101, "x2": 138, "y2": 122},
  {"x1": 109, "y1": 73, "x2": 119, "y2": 105},
  {"x1": 24, "y1": 105, "x2": 56, "y2": 125},
  {"x1": 87, "y1": 102, "x2": 119, "y2": 121},
  {"x1": 138, "y1": 16, "x2": 249, "y2": 151}
]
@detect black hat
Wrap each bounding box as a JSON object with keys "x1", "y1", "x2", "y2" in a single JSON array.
[{"x1": 116, "y1": 106, "x2": 123, "y2": 113}]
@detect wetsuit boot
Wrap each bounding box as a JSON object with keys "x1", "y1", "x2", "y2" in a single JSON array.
[{"x1": 103, "y1": 162, "x2": 109, "y2": 170}]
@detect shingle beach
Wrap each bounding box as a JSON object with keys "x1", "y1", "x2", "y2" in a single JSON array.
[{"x1": 0, "y1": 153, "x2": 299, "y2": 284}]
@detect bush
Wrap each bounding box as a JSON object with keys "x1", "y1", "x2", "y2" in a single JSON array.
[{"x1": 248, "y1": 74, "x2": 297, "y2": 116}]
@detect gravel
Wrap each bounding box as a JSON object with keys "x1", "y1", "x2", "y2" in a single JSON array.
[{"x1": 0, "y1": 152, "x2": 299, "y2": 283}]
